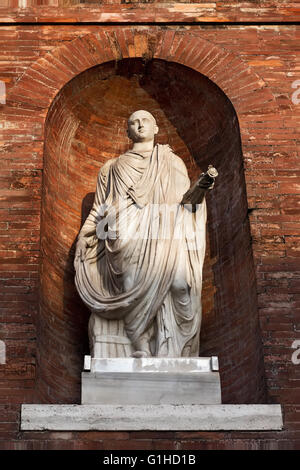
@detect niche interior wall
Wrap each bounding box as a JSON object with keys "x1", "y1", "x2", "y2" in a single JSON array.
[{"x1": 41, "y1": 57, "x2": 265, "y2": 405}]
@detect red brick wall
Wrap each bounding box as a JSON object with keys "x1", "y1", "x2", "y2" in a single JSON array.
[
  {"x1": 0, "y1": 17, "x2": 299, "y2": 449},
  {"x1": 1, "y1": 2, "x2": 298, "y2": 23}
]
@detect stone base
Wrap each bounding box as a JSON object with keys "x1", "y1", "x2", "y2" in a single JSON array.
[
  {"x1": 21, "y1": 404, "x2": 283, "y2": 431},
  {"x1": 81, "y1": 357, "x2": 222, "y2": 405}
]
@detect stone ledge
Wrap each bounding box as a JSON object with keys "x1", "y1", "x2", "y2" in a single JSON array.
[{"x1": 21, "y1": 404, "x2": 283, "y2": 431}]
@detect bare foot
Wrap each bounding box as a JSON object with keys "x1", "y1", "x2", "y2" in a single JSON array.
[{"x1": 132, "y1": 350, "x2": 149, "y2": 358}]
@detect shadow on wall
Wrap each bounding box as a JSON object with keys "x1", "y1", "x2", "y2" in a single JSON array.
[{"x1": 38, "y1": 58, "x2": 266, "y2": 404}]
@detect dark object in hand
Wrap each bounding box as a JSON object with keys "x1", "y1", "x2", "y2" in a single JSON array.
[{"x1": 181, "y1": 165, "x2": 218, "y2": 206}]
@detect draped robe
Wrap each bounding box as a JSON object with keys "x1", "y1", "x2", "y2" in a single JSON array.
[{"x1": 74, "y1": 144, "x2": 207, "y2": 357}]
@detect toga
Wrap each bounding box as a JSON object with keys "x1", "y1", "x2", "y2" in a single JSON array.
[{"x1": 74, "y1": 143, "x2": 207, "y2": 357}]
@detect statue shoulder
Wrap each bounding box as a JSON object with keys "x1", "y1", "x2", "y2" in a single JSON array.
[
  {"x1": 166, "y1": 147, "x2": 188, "y2": 177},
  {"x1": 98, "y1": 158, "x2": 117, "y2": 181},
  {"x1": 161, "y1": 145, "x2": 190, "y2": 195}
]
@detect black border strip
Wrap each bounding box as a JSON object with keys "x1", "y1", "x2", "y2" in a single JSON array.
[{"x1": 0, "y1": 21, "x2": 299, "y2": 26}]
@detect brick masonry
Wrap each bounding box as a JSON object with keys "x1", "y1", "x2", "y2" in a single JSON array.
[
  {"x1": 1, "y1": 2, "x2": 299, "y2": 23},
  {"x1": 0, "y1": 5, "x2": 299, "y2": 450}
]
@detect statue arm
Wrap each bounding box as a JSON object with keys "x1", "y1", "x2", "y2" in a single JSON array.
[
  {"x1": 170, "y1": 149, "x2": 218, "y2": 208},
  {"x1": 170, "y1": 152, "x2": 191, "y2": 201},
  {"x1": 74, "y1": 159, "x2": 114, "y2": 262},
  {"x1": 181, "y1": 165, "x2": 218, "y2": 206}
]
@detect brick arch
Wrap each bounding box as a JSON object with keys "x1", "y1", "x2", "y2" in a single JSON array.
[
  {"x1": 8, "y1": 29, "x2": 273, "y2": 404},
  {"x1": 8, "y1": 28, "x2": 277, "y2": 127}
]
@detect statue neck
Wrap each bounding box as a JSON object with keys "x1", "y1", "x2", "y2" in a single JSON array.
[{"x1": 131, "y1": 140, "x2": 155, "y2": 153}]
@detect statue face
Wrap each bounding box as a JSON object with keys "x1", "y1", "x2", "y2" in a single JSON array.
[{"x1": 127, "y1": 110, "x2": 158, "y2": 143}]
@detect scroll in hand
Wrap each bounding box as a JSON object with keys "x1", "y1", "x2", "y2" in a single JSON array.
[{"x1": 181, "y1": 165, "x2": 218, "y2": 206}]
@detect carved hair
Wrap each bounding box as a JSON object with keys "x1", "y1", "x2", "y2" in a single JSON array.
[{"x1": 127, "y1": 110, "x2": 157, "y2": 126}]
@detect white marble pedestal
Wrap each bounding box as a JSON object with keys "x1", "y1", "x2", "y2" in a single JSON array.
[
  {"x1": 21, "y1": 404, "x2": 283, "y2": 431},
  {"x1": 81, "y1": 356, "x2": 221, "y2": 405},
  {"x1": 21, "y1": 356, "x2": 283, "y2": 431}
]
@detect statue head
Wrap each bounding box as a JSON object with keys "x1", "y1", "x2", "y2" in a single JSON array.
[{"x1": 127, "y1": 110, "x2": 159, "y2": 143}]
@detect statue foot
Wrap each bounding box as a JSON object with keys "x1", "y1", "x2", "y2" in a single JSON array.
[{"x1": 132, "y1": 350, "x2": 149, "y2": 358}]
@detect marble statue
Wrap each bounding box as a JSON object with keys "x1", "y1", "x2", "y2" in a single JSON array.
[{"x1": 74, "y1": 110, "x2": 217, "y2": 359}]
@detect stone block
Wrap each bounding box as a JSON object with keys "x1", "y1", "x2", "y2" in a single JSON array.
[
  {"x1": 21, "y1": 404, "x2": 283, "y2": 431},
  {"x1": 81, "y1": 357, "x2": 222, "y2": 405}
]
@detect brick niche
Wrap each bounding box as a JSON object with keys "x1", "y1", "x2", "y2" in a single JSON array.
[{"x1": 40, "y1": 57, "x2": 265, "y2": 405}]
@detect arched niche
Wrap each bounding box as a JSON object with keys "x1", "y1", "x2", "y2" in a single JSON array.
[{"x1": 38, "y1": 58, "x2": 266, "y2": 404}]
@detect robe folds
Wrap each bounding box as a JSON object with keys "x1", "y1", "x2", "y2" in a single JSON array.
[{"x1": 74, "y1": 144, "x2": 207, "y2": 357}]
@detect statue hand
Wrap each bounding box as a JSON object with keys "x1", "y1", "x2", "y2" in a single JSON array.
[
  {"x1": 75, "y1": 238, "x2": 87, "y2": 262},
  {"x1": 197, "y1": 165, "x2": 218, "y2": 190},
  {"x1": 197, "y1": 177, "x2": 214, "y2": 190}
]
